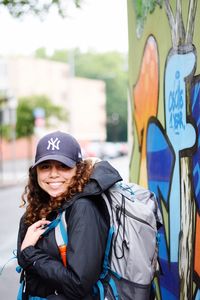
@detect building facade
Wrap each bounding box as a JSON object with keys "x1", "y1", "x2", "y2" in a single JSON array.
[{"x1": 1, "y1": 56, "x2": 106, "y2": 143}]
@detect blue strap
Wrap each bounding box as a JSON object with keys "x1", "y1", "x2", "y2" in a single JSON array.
[
  {"x1": 16, "y1": 265, "x2": 22, "y2": 273},
  {"x1": 41, "y1": 211, "x2": 68, "y2": 247},
  {"x1": 97, "y1": 226, "x2": 120, "y2": 300},
  {"x1": 0, "y1": 249, "x2": 17, "y2": 276},
  {"x1": 95, "y1": 277, "x2": 119, "y2": 300},
  {"x1": 102, "y1": 226, "x2": 115, "y2": 271},
  {"x1": 59, "y1": 213, "x2": 68, "y2": 245},
  {"x1": 108, "y1": 277, "x2": 119, "y2": 300},
  {"x1": 17, "y1": 280, "x2": 24, "y2": 300},
  {"x1": 93, "y1": 225, "x2": 121, "y2": 300},
  {"x1": 41, "y1": 213, "x2": 62, "y2": 236},
  {"x1": 96, "y1": 280, "x2": 105, "y2": 300}
]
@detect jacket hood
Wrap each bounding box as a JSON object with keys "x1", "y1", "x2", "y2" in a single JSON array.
[
  {"x1": 84, "y1": 160, "x2": 122, "y2": 194},
  {"x1": 62, "y1": 160, "x2": 122, "y2": 209}
]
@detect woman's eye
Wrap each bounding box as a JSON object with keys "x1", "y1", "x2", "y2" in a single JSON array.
[
  {"x1": 59, "y1": 163, "x2": 69, "y2": 169},
  {"x1": 38, "y1": 164, "x2": 49, "y2": 170}
]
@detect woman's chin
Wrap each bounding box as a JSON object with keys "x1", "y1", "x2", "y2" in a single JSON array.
[{"x1": 49, "y1": 190, "x2": 63, "y2": 199}]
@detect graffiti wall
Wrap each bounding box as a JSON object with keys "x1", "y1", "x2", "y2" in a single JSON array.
[{"x1": 127, "y1": 1, "x2": 200, "y2": 299}]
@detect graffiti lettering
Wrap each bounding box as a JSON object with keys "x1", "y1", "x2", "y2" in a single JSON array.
[
  {"x1": 169, "y1": 111, "x2": 185, "y2": 134},
  {"x1": 168, "y1": 71, "x2": 185, "y2": 134}
]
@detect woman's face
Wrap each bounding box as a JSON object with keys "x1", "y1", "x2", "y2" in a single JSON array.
[{"x1": 36, "y1": 160, "x2": 77, "y2": 198}]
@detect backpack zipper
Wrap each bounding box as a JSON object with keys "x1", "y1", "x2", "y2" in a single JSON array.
[{"x1": 116, "y1": 204, "x2": 155, "y2": 229}]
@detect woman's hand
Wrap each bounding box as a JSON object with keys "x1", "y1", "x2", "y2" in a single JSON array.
[{"x1": 21, "y1": 219, "x2": 51, "y2": 251}]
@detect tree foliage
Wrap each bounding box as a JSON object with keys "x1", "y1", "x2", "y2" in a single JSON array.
[
  {"x1": 73, "y1": 50, "x2": 128, "y2": 142},
  {"x1": 132, "y1": 0, "x2": 163, "y2": 38},
  {"x1": 16, "y1": 95, "x2": 68, "y2": 138},
  {"x1": 0, "y1": 0, "x2": 82, "y2": 18}
]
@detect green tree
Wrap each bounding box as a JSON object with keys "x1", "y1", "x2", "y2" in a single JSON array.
[
  {"x1": 35, "y1": 48, "x2": 69, "y2": 63},
  {"x1": 50, "y1": 49, "x2": 69, "y2": 63},
  {"x1": 74, "y1": 50, "x2": 128, "y2": 142},
  {"x1": 16, "y1": 95, "x2": 68, "y2": 138},
  {"x1": 35, "y1": 47, "x2": 48, "y2": 60},
  {"x1": 106, "y1": 73, "x2": 127, "y2": 142},
  {"x1": 0, "y1": 0, "x2": 82, "y2": 18}
]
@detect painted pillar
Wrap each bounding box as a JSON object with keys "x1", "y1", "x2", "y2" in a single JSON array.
[{"x1": 127, "y1": 1, "x2": 200, "y2": 299}]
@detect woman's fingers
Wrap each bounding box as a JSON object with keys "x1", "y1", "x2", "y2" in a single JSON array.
[
  {"x1": 30, "y1": 219, "x2": 51, "y2": 230},
  {"x1": 21, "y1": 219, "x2": 51, "y2": 251}
]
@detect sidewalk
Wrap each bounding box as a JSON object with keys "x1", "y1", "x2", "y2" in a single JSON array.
[{"x1": 0, "y1": 159, "x2": 31, "y2": 188}]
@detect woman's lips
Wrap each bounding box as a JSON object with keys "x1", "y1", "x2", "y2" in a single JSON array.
[{"x1": 48, "y1": 182, "x2": 63, "y2": 189}]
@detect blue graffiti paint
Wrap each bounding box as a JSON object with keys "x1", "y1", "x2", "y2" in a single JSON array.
[
  {"x1": 165, "y1": 51, "x2": 196, "y2": 262},
  {"x1": 147, "y1": 120, "x2": 178, "y2": 297},
  {"x1": 191, "y1": 80, "x2": 200, "y2": 211},
  {"x1": 195, "y1": 289, "x2": 200, "y2": 300},
  {"x1": 159, "y1": 261, "x2": 179, "y2": 299},
  {"x1": 147, "y1": 121, "x2": 174, "y2": 204}
]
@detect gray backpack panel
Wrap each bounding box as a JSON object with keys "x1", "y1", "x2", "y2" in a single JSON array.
[{"x1": 101, "y1": 181, "x2": 162, "y2": 299}]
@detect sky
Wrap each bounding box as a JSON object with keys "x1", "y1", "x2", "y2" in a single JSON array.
[{"x1": 0, "y1": 0, "x2": 128, "y2": 56}]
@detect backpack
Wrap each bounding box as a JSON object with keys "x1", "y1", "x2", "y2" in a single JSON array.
[
  {"x1": 54, "y1": 181, "x2": 162, "y2": 300},
  {"x1": 95, "y1": 181, "x2": 162, "y2": 300}
]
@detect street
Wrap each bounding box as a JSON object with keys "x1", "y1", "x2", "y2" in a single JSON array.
[
  {"x1": 0, "y1": 155, "x2": 129, "y2": 299},
  {"x1": 0, "y1": 184, "x2": 24, "y2": 299}
]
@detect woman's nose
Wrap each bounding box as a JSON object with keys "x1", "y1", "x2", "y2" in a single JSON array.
[{"x1": 49, "y1": 165, "x2": 59, "y2": 177}]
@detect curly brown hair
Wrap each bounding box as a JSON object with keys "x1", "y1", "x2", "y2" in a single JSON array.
[{"x1": 21, "y1": 160, "x2": 93, "y2": 225}]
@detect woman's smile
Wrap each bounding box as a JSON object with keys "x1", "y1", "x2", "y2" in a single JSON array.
[{"x1": 47, "y1": 181, "x2": 64, "y2": 189}]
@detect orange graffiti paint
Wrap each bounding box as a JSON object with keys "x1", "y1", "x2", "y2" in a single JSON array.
[
  {"x1": 133, "y1": 35, "x2": 159, "y2": 187},
  {"x1": 194, "y1": 212, "x2": 200, "y2": 276}
]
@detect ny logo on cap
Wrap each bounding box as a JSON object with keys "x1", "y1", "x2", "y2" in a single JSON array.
[{"x1": 47, "y1": 137, "x2": 60, "y2": 151}]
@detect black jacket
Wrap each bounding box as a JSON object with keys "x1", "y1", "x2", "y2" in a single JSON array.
[{"x1": 17, "y1": 161, "x2": 122, "y2": 300}]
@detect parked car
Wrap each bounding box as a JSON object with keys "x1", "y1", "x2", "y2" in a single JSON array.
[{"x1": 81, "y1": 141, "x2": 128, "y2": 160}]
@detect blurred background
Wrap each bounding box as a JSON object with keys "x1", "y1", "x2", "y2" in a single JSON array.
[
  {"x1": 0, "y1": 1, "x2": 129, "y2": 298},
  {"x1": 0, "y1": 0, "x2": 129, "y2": 186}
]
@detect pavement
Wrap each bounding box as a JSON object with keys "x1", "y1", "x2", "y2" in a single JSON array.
[{"x1": 0, "y1": 158, "x2": 31, "y2": 188}]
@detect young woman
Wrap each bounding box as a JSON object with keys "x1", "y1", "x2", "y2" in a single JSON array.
[{"x1": 17, "y1": 130, "x2": 122, "y2": 300}]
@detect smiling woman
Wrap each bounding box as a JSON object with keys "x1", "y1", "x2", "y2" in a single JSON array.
[{"x1": 16, "y1": 130, "x2": 122, "y2": 300}]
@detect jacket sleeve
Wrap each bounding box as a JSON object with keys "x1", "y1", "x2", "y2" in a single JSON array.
[
  {"x1": 18, "y1": 198, "x2": 108, "y2": 299},
  {"x1": 17, "y1": 214, "x2": 31, "y2": 269}
]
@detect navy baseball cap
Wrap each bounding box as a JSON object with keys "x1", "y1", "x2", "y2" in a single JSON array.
[{"x1": 32, "y1": 131, "x2": 82, "y2": 168}]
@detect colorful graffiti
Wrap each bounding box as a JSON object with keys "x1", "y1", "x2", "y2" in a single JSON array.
[
  {"x1": 129, "y1": 0, "x2": 200, "y2": 299},
  {"x1": 133, "y1": 35, "x2": 159, "y2": 187}
]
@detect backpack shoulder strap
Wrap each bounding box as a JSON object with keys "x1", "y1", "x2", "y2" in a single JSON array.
[
  {"x1": 42, "y1": 210, "x2": 68, "y2": 267},
  {"x1": 55, "y1": 211, "x2": 68, "y2": 246},
  {"x1": 55, "y1": 211, "x2": 68, "y2": 267}
]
